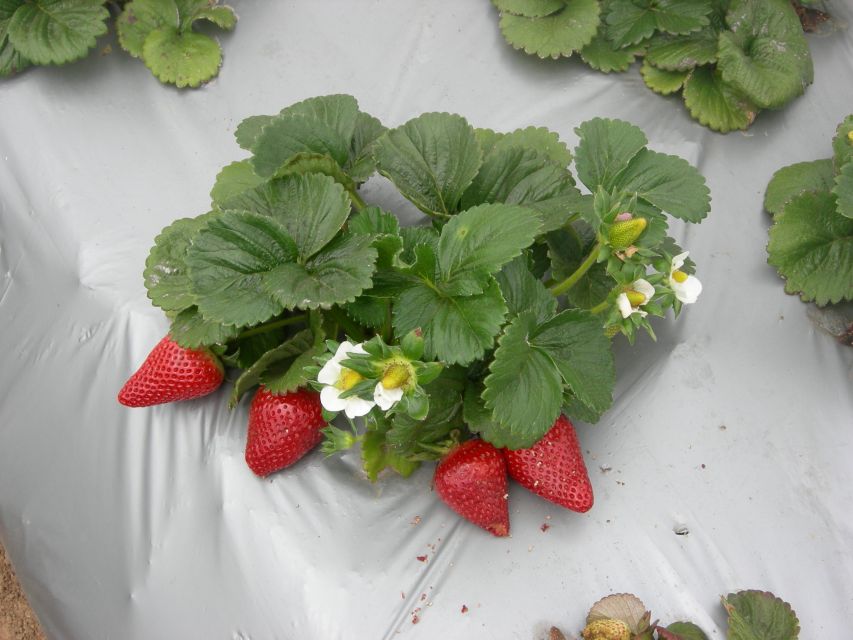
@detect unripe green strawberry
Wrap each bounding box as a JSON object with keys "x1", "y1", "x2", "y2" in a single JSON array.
[
  {"x1": 581, "y1": 618, "x2": 631, "y2": 640},
  {"x1": 608, "y1": 217, "x2": 647, "y2": 249}
]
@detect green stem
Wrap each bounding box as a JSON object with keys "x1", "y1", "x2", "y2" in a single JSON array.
[
  {"x1": 239, "y1": 314, "x2": 307, "y2": 338},
  {"x1": 589, "y1": 300, "x2": 610, "y2": 314},
  {"x1": 328, "y1": 307, "x2": 365, "y2": 342},
  {"x1": 549, "y1": 241, "x2": 603, "y2": 297},
  {"x1": 349, "y1": 188, "x2": 367, "y2": 212}
]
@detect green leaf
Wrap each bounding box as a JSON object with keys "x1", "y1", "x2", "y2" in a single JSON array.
[
  {"x1": 7, "y1": 0, "x2": 108, "y2": 65},
  {"x1": 610, "y1": 148, "x2": 711, "y2": 222},
  {"x1": 235, "y1": 115, "x2": 275, "y2": 151},
  {"x1": 170, "y1": 306, "x2": 240, "y2": 348},
  {"x1": 499, "y1": 0, "x2": 600, "y2": 59},
  {"x1": 607, "y1": 0, "x2": 712, "y2": 48},
  {"x1": 492, "y1": 0, "x2": 565, "y2": 18},
  {"x1": 495, "y1": 255, "x2": 556, "y2": 323},
  {"x1": 663, "y1": 622, "x2": 709, "y2": 640},
  {"x1": 374, "y1": 112, "x2": 482, "y2": 217},
  {"x1": 566, "y1": 262, "x2": 612, "y2": 309},
  {"x1": 144, "y1": 214, "x2": 213, "y2": 313},
  {"x1": 492, "y1": 126, "x2": 573, "y2": 167},
  {"x1": 483, "y1": 312, "x2": 564, "y2": 447},
  {"x1": 349, "y1": 206, "x2": 399, "y2": 235},
  {"x1": 438, "y1": 203, "x2": 542, "y2": 289},
  {"x1": 832, "y1": 115, "x2": 853, "y2": 171},
  {"x1": 0, "y1": 5, "x2": 30, "y2": 78},
  {"x1": 393, "y1": 276, "x2": 507, "y2": 365},
  {"x1": 763, "y1": 159, "x2": 835, "y2": 217},
  {"x1": 229, "y1": 330, "x2": 314, "y2": 406},
  {"x1": 346, "y1": 110, "x2": 387, "y2": 183},
  {"x1": 252, "y1": 115, "x2": 351, "y2": 178},
  {"x1": 142, "y1": 28, "x2": 221, "y2": 88},
  {"x1": 220, "y1": 173, "x2": 351, "y2": 261},
  {"x1": 279, "y1": 94, "x2": 360, "y2": 147},
  {"x1": 531, "y1": 309, "x2": 615, "y2": 416},
  {"x1": 562, "y1": 390, "x2": 604, "y2": 424},
  {"x1": 117, "y1": 0, "x2": 178, "y2": 59},
  {"x1": 192, "y1": 5, "x2": 236, "y2": 29},
  {"x1": 645, "y1": 28, "x2": 719, "y2": 71},
  {"x1": 717, "y1": 0, "x2": 813, "y2": 110},
  {"x1": 272, "y1": 153, "x2": 357, "y2": 194},
  {"x1": 186, "y1": 210, "x2": 298, "y2": 327},
  {"x1": 682, "y1": 65, "x2": 756, "y2": 133},
  {"x1": 344, "y1": 295, "x2": 389, "y2": 329},
  {"x1": 580, "y1": 32, "x2": 641, "y2": 73},
  {"x1": 641, "y1": 61, "x2": 690, "y2": 95},
  {"x1": 264, "y1": 341, "x2": 325, "y2": 395},
  {"x1": 723, "y1": 590, "x2": 800, "y2": 640},
  {"x1": 767, "y1": 190, "x2": 853, "y2": 305},
  {"x1": 574, "y1": 118, "x2": 648, "y2": 192},
  {"x1": 210, "y1": 160, "x2": 265, "y2": 206},
  {"x1": 833, "y1": 161, "x2": 853, "y2": 219}
]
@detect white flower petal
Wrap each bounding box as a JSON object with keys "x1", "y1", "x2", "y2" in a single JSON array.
[
  {"x1": 616, "y1": 293, "x2": 633, "y2": 319},
  {"x1": 673, "y1": 274, "x2": 702, "y2": 304},
  {"x1": 374, "y1": 383, "x2": 404, "y2": 410},
  {"x1": 671, "y1": 252, "x2": 689, "y2": 272},
  {"x1": 633, "y1": 278, "x2": 655, "y2": 302},
  {"x1": 343, "y1": 396, "x2": 375, "y2": 418},
  {"x1": 317, "y1": 360, "x2": 342, "y2": 385},
  {"x1": 320, "y1": 385, "x2": 348, "y2": 412},
  {"x1": 332, "y1": 341, "x2": 357, "y2": 364}
]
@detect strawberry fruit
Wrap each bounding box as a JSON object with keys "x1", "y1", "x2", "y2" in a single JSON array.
[
  {"x1": 245, "y1": 387, "x2": 326, "y2": 477},
  {"x1": 504, "y1": 415, "x2": 593, "y2": 513},
  {"x1": 434, "y1": 439, "x2": 510, "y2": 537},
  {"x1": 118, "y1": 335, "x2": 224, "y2": 407}
]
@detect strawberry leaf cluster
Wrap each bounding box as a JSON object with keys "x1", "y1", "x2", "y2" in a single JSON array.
[
  {"x1": 492, "y1": 0, "x2": 814, "y2": 132},
  {"x1": 0, "y1": 0, "x2": 236, "y2": 87},
  {"x1": 765, "y1": 115, "x2": 853, "y2": 306}
]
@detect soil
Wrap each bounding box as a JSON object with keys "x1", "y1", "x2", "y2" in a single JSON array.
[{"x1": 0, "y1": 544, "x2": 45, "y2": 640}]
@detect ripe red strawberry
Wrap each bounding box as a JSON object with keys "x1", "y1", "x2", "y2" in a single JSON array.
[
  {"x1": 118, "y1": 335, "x2": 224, "y2": 407},
  {"x1": 434, "y1": 439, "x2": 510, "y2": 537},
  {"x1": 504, "y1": 415, "x2": 593, "y2": 513},
  {"x1": 245, "y1": 387, "x2": 326, "y2": 477}
]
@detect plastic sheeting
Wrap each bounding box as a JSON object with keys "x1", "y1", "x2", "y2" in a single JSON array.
[{"x1": 1, "y1": 2, "x2": 852, "y2": 638}]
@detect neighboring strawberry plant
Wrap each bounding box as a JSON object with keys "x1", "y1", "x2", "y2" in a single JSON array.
[
  {"x1": 491, "y1": 0, "x2": 815, "y2": 132},
  {"x1": 764, "y1": 115, "x2": 853, "y2": 316},
  {"x1": 549, "y1": 590, "x2": 800, "y2": 640},
  {"x1": 0, "y1": 0, "x2": 236, "y2": 88},
  {"x1": 124, "y1": 94, "x2": 710, "y2": 534}
]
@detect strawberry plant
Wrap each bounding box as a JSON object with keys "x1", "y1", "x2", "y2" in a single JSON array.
[
  {"x1": 0, "y1": 0, "x2": 236, "y2": 88},
  {"x1": 491, "y1": 0, "x2": 815, "y2": 132},
  {"x1": 764, "y1": 115, "x2": 853, "y2": 320},
  {"x1": 122, "y1": 94, "x2": 710, "y2": 535}
]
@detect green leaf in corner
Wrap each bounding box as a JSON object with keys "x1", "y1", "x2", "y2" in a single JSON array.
[
  {"x1": 580, "y1": 32, "x2": 642, "y2": 74},
  {"x1": 606, "y1": 0, "x2": 712, "y2": 49},
  {"x1": 833, "y1": 161, "x2": 853, "y2": 219},
  {"x1": 498, "y1": 0, "x2": 600, "y2": 59},
  {"x1": 492, "y1": 0, "x2": 565, "y2": 18},
  {"x1": 763, "y1": 159, "x2": 835, "y2": 217},
  {"x1": 716, "y1": 0, "x2": 813, "y2": 110},
  {"x1": 142, "y1": 28, "x2": 221, "y2": 88},
  {"x1": 235, "y1": 115, "x2": 275, "y2": 151},
  {"x1": 346, "y1": 110, "x2": 386, "y2": 183},
  {"x1": 661, "y1": 622, "x2": 709, "y2": 640},
  {"x1": 190, "y1": 5, "x2": 237, "y2": 30},
  {"x1": 767, "y1": 190, "x2": 853, "y2": 305},
  {"x1": 117, "y1": 0, "x2": 179, "y2": 59},
  {"x1": 832, "y1": 115, "x2": 853, "y2": 171},
  {"x1": 272, "y1": 153, "x2": 357, "y2": 195},
  {"x1": 610, "y1": 148, "x2": 711, "y2": 222},
  {"x1": 493, "y1": 126, "x2": 573, "y2": 167},
  {"x1": 374, "y1": 112, "x2": 482, "y2": 217},
  {"x1": 264, "y1": 340, "x2": 325, "y2": 396},
  {"x1": 210, "y1": 160, "x2": 265, "y2": 206},
  {"x1": 495, "y1": 256, "x2": 556, "y2": 323},
  {"x1": 0, "y1": 3, "x2": 30, "y2": 78},
  {"x1": 566, "y1": 262, "x2": 612, "y2": 310},
  {"x1": 682, "y1": 65, "x2": 756, "y2": 134},
  {"x1": 170, "y1": 306, "x2": 239, "y2": 348},
  {"x1": 562, "y1": 390, "x2": 604, "y2": 424},
  {"x1": 482, "y1": 312, "x2": 564, "y2": 448},
  {"x1": 574, "y1": 118, "x2": 648, "y2": 192},
  {"x1": 229, "y1": 329, "x2": 314, "y2": 407},
  {"x1": 641, "y1": 61, "x2": 690, "y2": 96},
  {"x1": 645, "y1": 28, "x2": 719, "y2": 72},
  {"x1": 722, "y1": 590, "x2": 800, "y2": 640},
  {"x1": 7, "y1": 0, "x2": 108, "y2": 65}
]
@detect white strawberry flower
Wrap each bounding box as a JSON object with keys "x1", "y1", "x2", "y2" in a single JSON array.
[
  {"x1": 373, "y1": 360, "x2": 413, "y2": 410},
  {"x1": 669, "y1": 252, "x2": 702, "y2": 304},
  {"x1": 317, "y1": 341, "x2": 375, "y2": 418},
  {"x1": 616, "y1": 278, "x2": 655, "y2": 318},
  {"x1": 374, "y1": 382, "x2": 404, "y2": 410}
]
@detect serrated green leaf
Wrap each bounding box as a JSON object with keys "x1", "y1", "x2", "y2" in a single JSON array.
[
  {"x1": 170, "y1": 305, "x2": 240, "y2": 348},
  {"x1": 235, "y1": 114, "x2": 275, "y2": 151},
  {"x1": 231, "y1": 330, "x2": 289, "y2": 370},
  {"x1": 607, "y1": 0, "x2": 712, "y2": 48},
  {"x1": 723, "y1": 590, "x2": 800, "y2": 640},
  {"x1": 496, "y1": 255, "x2": 557, "y2": 323},
  {"x1": 279, "y1": 94, "x2": 360, "y2": 147},
  {"x1": 832, "y1": 115, "x2": 853, "y2": 171},
  {"x1": 210, "y1": 160, "x2": 265, "y2": 206},
  {"x1": 492, "y1": 0, "x2": 565, "y2": 18},
  {"x1": 264, "y1": 341, "x2": 324, "y2": 395},
  {"x1": 833, "y1": 161, "x2": 853, "y2": 219},
  {"x1": 483, "y1": 312, "x2": 564, "y2": 446},
  {"x1": 142, "y1": 28, "x2": 221, "y2": 88},
  {"x1": 547, "y1": 227, "x2": 586, "y2": 280},
  {"x1": 562, "y1": 390, "x2": 603, "y2": 423},
  {"x1": 344, "y1": 295, "x2": 389, "y2": 329},
  {"x1": 499, "y1": 0, "x2": 600, "y2": 59},
  {"x1": 192, "y1": 5, "x2": 236, "y2": 29},
  {"x1": 117, "y1": 0, "x2": 178, "y2": 59},
  {"x1": 717, "y1": 0, "x2": 813, "y2": 110},
  {"x1": 393, "y1": 276, "x2": 507, "y2": 365},
  {"x1": 186, "y1": 210, "x2": 297, "y2": 326},
  {"x1": 580, "y1": 31, "x2": 640, "y2": 73},
  {"x1": 531, "y1": 309, "x2": 615, "y2": 415},
  {"x1": 493, "y1": 126, "x2": 573, "y2": 167},
  {"x1": 348, "y1": 206, "x2": 399, "y2": 235},
  {"x1": 641, "y1": 60, "x2": 690, "y2": 95},
  {"x1": 610, "y1": 148, "x2": 711, "y2": 222},
  {"x1": 574, "y1": 118, "x2": 648, "y2": 192},
  {"x1": 346, "y1": 110, "x2": 386, "y2": 183},
  {"x1": 374, "y1": 112, "x2": 482, "y2": 217},
  {"x1": 252, "y1": 115, "x2": 350, "y2": 178},
  {"x1": 144, "y1": 214, "x2": 214, "y2": 313},
  {"x1": 663, "y1": 621, "x2": 709, "y2": 640},
  {"x1": 271, "y1": 152, "x2": 357, "y2": 195},
  {"x1": 229, "y1": 330, "x2": 314, "y2": 406},
  {"x1": 474, "y1": 127, "x2": 504, "y2": 156},
  {"x1": 763, "y1": 159, "x2": 834, "y2": 217},
  {"x1": 400, "y1": 226, "x2": 439, "y2": 264},
  {"x1": 682, "y1": 65, "x2": 757, "y2": 133},
  {"x1": 220, "y1": 173, "x2": 351, "y2": 261},
  {"x1": 567, "y1": 262, "x2": 612, "y2": 309},
  {"x1": 438, "y1": 203, "x2": 542, "y2": 289},
  {"x1": 0, "y1": 1, "x2": 29, "y2": 76},
  {"x1": 645, "y1": 28, "x2": 718, "y2": 71},
  {"x1": 7, "y1": 0, "x2": 108, "y2": 65},
  {"x1": 768, "y1": 190, "x2": 853, "y2": 305}
]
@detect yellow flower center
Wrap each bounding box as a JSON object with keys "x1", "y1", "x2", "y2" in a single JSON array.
[
  {"x1": 381, "y1": 363, "x2": 411, "y2": 390},
  {"x1": 848, "y1": 130, "x2": 853, "y2": 144},
  {"x1": 672, "y1": 270, "x2": 688, "y2": 283},
  {"x1": 626, "y1": 290, "x2": 646, "y2": 307},
  {"x1": 335, "y1": 368, "x2": 363, "y2": 391}
]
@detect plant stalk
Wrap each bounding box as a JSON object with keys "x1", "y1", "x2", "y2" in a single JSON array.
[
  {"x1": 239, "y1": 314, "x2": 307, "y2": 338},
  {"x1": 549, "y1": 241, "x2": 603, "y2": 297}
]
